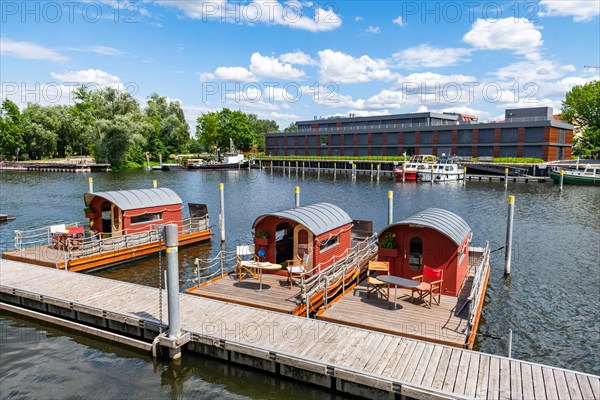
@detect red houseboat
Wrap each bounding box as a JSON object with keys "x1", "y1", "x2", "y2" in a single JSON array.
[{"x1": 4, "y1": 188, "x2": 211, "y2": 271}]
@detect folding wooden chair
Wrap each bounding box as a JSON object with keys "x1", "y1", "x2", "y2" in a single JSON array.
[
  {"x1": 366, "y1": 260, "x2": 389, "y2": 300},
  {"x1": 411, "y1": 265, "x2": 444, "y2": 308},
  {"x1": 286, "y1": 252, "x2": 308, "y2": 289},
  {"x1": 236, "y1": 245, "x2": 259, "y2": 281}
]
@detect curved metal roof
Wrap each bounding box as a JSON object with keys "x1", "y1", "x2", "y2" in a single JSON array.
[
  {"x1": 84, "y1": 188, "x2": 182, "y2": 211},
  {"x1": 383, "y1": 208, "x2": 471, "y2": 246},
  {"x1": 253, "y1": 203, "x2": 352, "y2": 236}
]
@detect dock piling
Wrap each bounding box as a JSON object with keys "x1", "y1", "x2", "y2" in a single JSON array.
[
  {"x1": 508, "y1": 329, "x2": 513, "y2": 358},
  {"x1": 402, "y1": 164, "x2": 406, "y2": 183},
  {"x1": 219, "y1": 183, "x2": 225, "y2": 242},
  {"x1": 431, "y1": 165, "x2": 434, "y2": 185},
  {"x1": 295, "y1": 186, "x2": 300, "y2": 208},
  {"x1": 88, "y1": 177, "x2": 93, "y2": 193},
  {"x1": 463, "y1": 167, "x2": 467, "y2": 185},
  {"x1": 504, "y1": 168, "x2": 509, "y2": 190},
  {"x1": 152, "y1": 180, "x2": 157, "y2": 188},
  {"x1": 388, "y1": 191, "x2": 393, "y2": 225},
  {"x1": 376, "y1": 164, "x2": 380, "y2": 182},
  {"x1": 559, "y1": 169, "x2": 564, "y2": 192},
  {"x1": 504, "y1": 195, "x2": 515, "y2": 275}
]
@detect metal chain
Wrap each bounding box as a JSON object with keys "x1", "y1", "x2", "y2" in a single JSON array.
[{"x1": 157, "y1": 231, "x2": 164, "y2": 335}]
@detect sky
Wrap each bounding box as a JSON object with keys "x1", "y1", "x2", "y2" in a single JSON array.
[{"x1": 1, "y1": 0, "x2": 599, "y2": 130}]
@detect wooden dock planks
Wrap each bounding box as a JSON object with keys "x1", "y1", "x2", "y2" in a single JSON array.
[{"x1": 1, "y1": 260, "x2": 598, "y2": 400}]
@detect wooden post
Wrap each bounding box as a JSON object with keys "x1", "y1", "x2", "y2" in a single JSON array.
[
  {"x1": 504, "y1": 195, "x2": 515, "y2": 275},
  {"x1": 559, "y1": 169, "x2": 564, "y2": 192},
  {"x1": 88, "y1": 177, "x2": 93, "y2": 193},
  {"x1": 295, "y1": 186, "x2": 300, "y2": 208},
  {"x1": 504, "y1": 168, "x2": 509, "y2": 190},
  {"x1": 219, "y1": 183, "x2": 225, "y2": 242},
  {"x1": 388, "y1": 191, "x2": 393, "y2": 225},
  {"x1": 152, "y1": 180, "x2": 157, "y2": 188}
]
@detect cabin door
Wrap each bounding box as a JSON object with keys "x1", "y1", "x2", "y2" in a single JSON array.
[
  {"x1": 111, "y1": 205, "x2": 123, "y2": 237},
  {"x1": 402, "y1": 233, "x2": 423, "y2": 278},
  {"x1": 293, "y1": 225, "x2": 313, "y2": 276}
]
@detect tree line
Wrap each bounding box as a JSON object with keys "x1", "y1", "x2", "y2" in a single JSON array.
[{"x1": 0, "y1": 87, "x2": 290, "y2": 167}]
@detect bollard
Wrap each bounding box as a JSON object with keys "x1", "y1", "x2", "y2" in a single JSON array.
[
  {"x1": 370, "y1": 164, "x2": 374, "y2": 178},
  {"x1": 295, "y1": 186, "x2": 300, "y2": 208},
  {"x1": 219, "y1": 183, "x2": 225, "y2": 242},
  {"x1": 152, "y1": 180, "x2": 157, "y2": 188},
  {"x1": 504, "y1": 195, "x2": 515, "y2": 275},
  {"x1": 559, "y1": 169, "x2": 564, "y2": 192},
  {"x1": 504, "y1": 168, "x2": 509, "y2": 190},
  {"x1": 388, "y1": 191, "x2": 393, "y2": 225},
  {"x1": 463, "y1": 167, "x2": 467, "y2": 185},
  {"x1": 377, "y1": 164, "x2": 380, "y2": 181},
  {"x1": 431, "y1": 165, "x2": 434, "y2": 185},
  {"x1": 88, "y1": 177, "x2": 94, "y2": 193},
  {"x1": 334, "y1": 162, "x2": 337, "y2": 175},
  {"x1": 402, "y1": 164, "x2": 406, "y2": 183},
  {"x1": 163, "y1": 224, "x2": 181, "y2": 340}
]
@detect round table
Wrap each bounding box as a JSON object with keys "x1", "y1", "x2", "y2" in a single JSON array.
[
  {"x1": 375, "y1": 275, "x2": 420, "y2": 309},
  {"x1": 243, "y1": 262, "x2": 282, "y2": 290}
]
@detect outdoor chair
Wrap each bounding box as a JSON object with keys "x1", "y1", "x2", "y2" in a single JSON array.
[
  {"x1": 286, "y1": 252, "x2": 308, "y2": 289},
  {"x1": 67, "y1": 226, "x2": 85, "y2": 250},
  {"x1": 366, "y1": 260, "x2": 389, "y2": 300},
  {"x1": 411, "y1": 265, "x2": 444, "y2": 308},
  {"x1": 236, "y1": 244, "x2": 259, "y2": 281},
  {"x1": 50, "y1": 224, "x2": 67, "y2": 250}
]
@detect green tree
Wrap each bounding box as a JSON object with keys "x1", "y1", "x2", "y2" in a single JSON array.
[
  {"x1": 144, "y1": 93, "x2": 190, "y2": 159},
  {"x1": 284, "y1": 122, "x2": 298, "y2": 132},
  {"x1": 22, "y1": 103, "x2": 60, "y2": 159},
  {"x1": 195, "y1": 108, "x2": 256, "y2": 152},
  {"x1": 561, "y1": 81, "x2": 600, "y2": 158},
  {"x1": 195, "y1": 111, "x2": 219, "y2": 149},
  {"x1": 248, "y1": 114, "x2": 278, "y2": 151},
  {"x1": 0, "y1": 99, "x2": 25, "y2": 160}
]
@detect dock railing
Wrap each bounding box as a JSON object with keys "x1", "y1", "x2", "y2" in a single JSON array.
[
  {"x1": 193, "y1": 249, "x2": 237, "y2": 284},
  {"x1": 300, "y1": 234, "x2": 378, "y2": 316},
  {"x1": 14, "y1": 221, "x2": 84, "y2": 250},
  {"x1": 466, "y1": 242, "x2": 490, "y2": 339}
]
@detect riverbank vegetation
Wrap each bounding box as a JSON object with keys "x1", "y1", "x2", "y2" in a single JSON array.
[
  {"x1": 562, "y1": 81, "x2": 600, "y2": 158},
  {"x1": 0, "y1": 88, "x2": 279, "y2": 168}
]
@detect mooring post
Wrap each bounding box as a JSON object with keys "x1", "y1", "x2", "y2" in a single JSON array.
[
  {"x1": 388, "y1": 191, "x2": 393, "y2": 225},
  {"x1": 504, "y1": 195, "x2": 515, "y2": 276},
  {"x1": 295, "y1": 186, "x2": 300, "y2": 208},
  {"x1": 334, "y1": 162, "x2": 337, "y2": 175},
  {"x1": 370, "y1": 163, "x2": 373, "y2": 178},
  {"x1": 504, "y1": 168, "x2": 509, "y2": 190},
  {"x1": 402, "y1": 164, "x2": 406, "y2": 183},
  {"x1": 463, "y1": 167, "x2": 467, "y2": 185},
  {"x1": 507, "y1": 329, "x2": 513, "y2": 358},
  {"x1": 88, "y1": 177, "x2": 94, "y2": 193},
  {"x1": 559, "y1": 169, "x2": 564, "y2": 192},
  {"x1": 163, "y1": 224, "x2": 182, "y2": 359},
  {"x1": 152, "y1": 180, "x2": 157, "y2": 188},
  {"x1": 219, "y1": 183, "x2": 225, "y2": 242},
  {"x1": 431, "y1": 165, "x2": 434, "y2": 185},
  {"x1": 376, "y1": 164, "x2": 380, "y2": 182}
]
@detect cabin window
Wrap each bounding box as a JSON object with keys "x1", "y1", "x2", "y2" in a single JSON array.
[
  {"x1": 131, "y1": 212, "x2": 163, "y2": 224},
  {"x1": 320, "y1": 234, "x2": 340, "y2": 252},
  {"x1": 409, "y1": 236, "x2": 423, "y2": 270}
]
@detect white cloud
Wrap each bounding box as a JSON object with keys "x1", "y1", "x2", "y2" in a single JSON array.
[
  {"x1": 50, "y1": 69, "x2": 121, "y2": 86},
  {"x1": 494, "y1": 59, "x2": 576, "y2": 82},
  {"x1": 538, "y1": 76, "x2": 597, "y2": 97},
  {"x1": 250, "y1": 52, "x2": 305, "y2": 79},
  {"x1": 355, "y1": 16, "x2": 363, "y2": 22},
  {"x1": 270, "y1": 112, "x2": 299, "y2": 120},
  {"x1": 213, "y1": 67, "x2": 256, "y2": 82},
  {"x1": 540, "y1": 0, "x2": 600, "y2": 22},
  {"x1": 393, "y1": 45, "x2": 472, "y2": 69},
  {"x1": 463, "y1": 18, "x2": 543, "y2": 53},
  {"x1": 68, "y1": 46, "x2": 124, "y2": 56},
  {"x1": 438, "y1": 106, "x2": 490, "y2": 119},
  {"x1": 1, "y1": 38, "x2": 68, "y2": 62},
  {"x1": 365, "y1": 26, "x2": 380, "y2": 34},
  {"x1": 392, "y1": 16, "x2": 406, "y2": 26},
  {"x1": 155, "y1": 0, "x2": 342, "y2": 32},
  {"x1": 317, "y1": 49, "x2": 394, "y2": 83},
  {"x1": 279, "y1": 50, "x2": 316, "y2": 66}
]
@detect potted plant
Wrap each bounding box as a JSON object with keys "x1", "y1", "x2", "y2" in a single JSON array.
[
  {"x1": 255, "y1": 230, "x2": 270, "y2": 246},
  {"x1": 378, "y1": 231, "x2": 399, "y2": 258},
  {"x1": 83, "y1": 207, "x2": 95, "y2": 219}
]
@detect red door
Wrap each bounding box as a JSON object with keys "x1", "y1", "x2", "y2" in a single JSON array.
[{"x1": 402, "y1": 232, "x2": 424, "y2": 278}]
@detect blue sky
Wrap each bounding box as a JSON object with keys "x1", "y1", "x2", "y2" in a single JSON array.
[{"x1": 1, "y1": 0, "x2": 599, "y2": 129}]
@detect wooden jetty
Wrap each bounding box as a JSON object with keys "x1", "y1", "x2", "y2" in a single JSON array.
[{"x1": 1, "y1": 260, "x2": 598, "y2": 399}]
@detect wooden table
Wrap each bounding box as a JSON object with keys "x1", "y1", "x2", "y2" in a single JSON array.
[
  {"x1": 376, "y1": 275, "x2": 420, "y2": 309},
  {"x1": 241, "y1": 261, "x2": 282, "y2": 290}
]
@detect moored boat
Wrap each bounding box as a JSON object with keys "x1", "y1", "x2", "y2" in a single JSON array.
[
  {"x1": 188, "y1": 139, "x2": 248, "y2": 170},
  {"x1": 393, "y1": 155, "x2": 436, "y2": 181},
  {"x1": 419, "y1": 155, "x2": 465, "y2": 182},
  {"x1": 549, "y1": 165, "x2": 600, "y2": 185}
]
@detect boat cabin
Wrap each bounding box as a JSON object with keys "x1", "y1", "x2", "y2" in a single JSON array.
[
  {"x1": 84, "y1": 188, "x2": 184, "y2": 237},
  {"x1": 252, "y1": 203, "x2": 353, "y2": 275},
  {"x1": 377, "y1": 208, "x2": 472, "y2": 296}
]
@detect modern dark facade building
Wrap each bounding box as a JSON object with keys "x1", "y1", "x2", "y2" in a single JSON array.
[{"x1": 265, "y1": 107, "x2": 573, "y2": 161}]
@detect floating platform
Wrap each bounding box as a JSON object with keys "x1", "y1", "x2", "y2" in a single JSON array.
[
  {"x1": 0, "y1": 214, "x2": 16, "y2": 222},
  {"x1": 1, "y1": 260, "x2": 598, "y2": 399}
]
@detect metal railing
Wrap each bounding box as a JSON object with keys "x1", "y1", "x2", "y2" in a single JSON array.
[
  {"x1": 300, "y1": 234, "x2": 378, "y2": 316},
  {"x1": 466, "y1": 242, "x2": 491, "y2": 332},
  {"x1": 193, "y1": 249, "x2": 237, "y2": 284},
  {"x1": 14, "y1": 221, "x2": 83, "y2": 250}
]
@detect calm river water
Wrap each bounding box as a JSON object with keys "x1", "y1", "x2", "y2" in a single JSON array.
[{"x1": 1, "y1": 168, "x2": 599, "y2": 398}]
